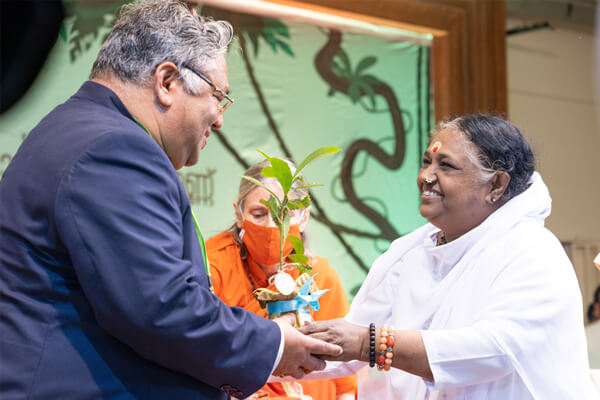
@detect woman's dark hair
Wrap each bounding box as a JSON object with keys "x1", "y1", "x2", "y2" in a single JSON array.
[{"x1": 436, "y1": 114, "x2": 536, "y2": 200}]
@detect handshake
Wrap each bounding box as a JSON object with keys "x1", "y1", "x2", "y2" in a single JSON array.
[{"x1": 272, "y1": 315, "x2": 367, "y2": 379}]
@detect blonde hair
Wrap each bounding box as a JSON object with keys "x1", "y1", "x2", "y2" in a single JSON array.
[{"x1": 226, "y1": 159, "x2": 311, "y2": 260}]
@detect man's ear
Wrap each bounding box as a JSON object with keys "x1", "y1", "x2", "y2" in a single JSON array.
[
  {"x1": 488, "y1": 171, "x2": 510, "y2": 204},
  {"x1": 154, "y1": 62, "x2": 179, "y2": 108}
]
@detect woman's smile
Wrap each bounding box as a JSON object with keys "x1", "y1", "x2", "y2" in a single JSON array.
[{"x1": 421, "y1": 189, "x2": 443, "y2": 199}]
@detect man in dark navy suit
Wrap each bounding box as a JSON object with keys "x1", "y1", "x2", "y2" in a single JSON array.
[{"x1": 0, "y1": 1, "x2": 341, "y2": 398}]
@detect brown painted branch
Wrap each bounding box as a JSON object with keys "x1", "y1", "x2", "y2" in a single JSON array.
[
  {"x1": 314, "y1": 30, "x2": 405, "y2": 241},
  {"x1": 238, "y1": 31, "x2": 371, "y2": 274}
]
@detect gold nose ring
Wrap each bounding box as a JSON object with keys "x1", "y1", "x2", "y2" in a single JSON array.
[{"x1": 425, "y1": 177, "x2": 433, "y2": 184}]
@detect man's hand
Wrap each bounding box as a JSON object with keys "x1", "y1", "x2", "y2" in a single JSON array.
[
  {"x1": 298, "y1": 319, "x2": 369, "y2": 362},
  {"x1": 273, "y1": 316, "x2": 343, "y2": 379}
]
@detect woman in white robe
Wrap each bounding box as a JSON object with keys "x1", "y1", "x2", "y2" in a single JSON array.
[{"x1": 296, "y1": 114, "x2": 597, "y2": 399}]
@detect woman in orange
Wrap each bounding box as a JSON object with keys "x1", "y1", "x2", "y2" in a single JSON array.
[{"x1": 206, "y1": 160, "x2": 356, "y2": 400}]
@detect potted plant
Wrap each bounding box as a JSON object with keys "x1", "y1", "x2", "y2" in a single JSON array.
[{"x1": 244, "y1": 146, "x2": 340, "y2": 326}]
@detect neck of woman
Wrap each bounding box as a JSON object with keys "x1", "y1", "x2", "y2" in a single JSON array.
[{"x1": 256, "y1": 261, "x2": 280, "y2": 279}]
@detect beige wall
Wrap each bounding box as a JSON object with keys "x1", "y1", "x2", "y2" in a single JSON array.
[
  {"x1": 507, "y1": 21, "x2": 599, "y2": 242},
  {"x1": 506, "y1": 19, "x2": 600, "y2": 320}
]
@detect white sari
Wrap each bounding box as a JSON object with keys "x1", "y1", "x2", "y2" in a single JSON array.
[{"x1": 287, "y1": 173, "x2": 597, "y2": 399}]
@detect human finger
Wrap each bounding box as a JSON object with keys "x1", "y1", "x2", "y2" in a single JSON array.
[
  {"x1": 288, "y1": 367, "x2": 306, "y2": 380},
  {"x1": 301, "y1": 354, "x2": 327, "y2": 373},
  {"x1": 302, "y1": 333, "x2": 342, "y2": 357},
  {"x1": 298, "y1": 320, "x2": 329, "y2": 335}
]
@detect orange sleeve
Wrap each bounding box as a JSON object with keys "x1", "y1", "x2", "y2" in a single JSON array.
[
  {"x1": 208, "y1": 255, "x2": 224, "y2": 299},
  {"x1": 333, "y1": 375, "x2": 357, "y2": 395},
  {"x1": 206, "y1": 233, "x2": 259, "y2": 314}
]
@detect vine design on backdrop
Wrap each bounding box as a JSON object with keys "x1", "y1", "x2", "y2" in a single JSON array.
[
  {"x1": 202, "y1": 7, "x2": 418, "y2": 286},
  {"x1": 59, "y1": 1, "x2": 123, "y2": 63},
  {"x1": 47, "y1": 4, "x2": 427, "y2": 294}
]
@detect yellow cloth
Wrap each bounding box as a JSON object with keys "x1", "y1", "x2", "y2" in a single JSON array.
[{"x1": 207, "y1": 232, "x2": 357, "y2": 398}]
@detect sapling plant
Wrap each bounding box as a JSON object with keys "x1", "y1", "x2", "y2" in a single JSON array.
[{"x1": 242, "y1": 146, "x2": 340, "y2": 283}]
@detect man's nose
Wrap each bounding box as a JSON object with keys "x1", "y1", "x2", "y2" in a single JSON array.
[{"x1": 212, "y1": 113, "x2": 224, "y2": 130}]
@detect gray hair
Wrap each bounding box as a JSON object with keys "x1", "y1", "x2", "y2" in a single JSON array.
[
  {"x1": 90, "y1": 0, "x2": 233, "y2": 95},
  {"x1": 436, "y1": 119, "x2": 498, "y2": 184},
  {"x1": 433, "y1": 114, "x2": 535, "y2": 200}
]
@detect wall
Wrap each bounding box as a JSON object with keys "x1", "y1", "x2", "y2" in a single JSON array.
[{"x1": 506, "y1": 18, "x2": 600, "y2": 319}]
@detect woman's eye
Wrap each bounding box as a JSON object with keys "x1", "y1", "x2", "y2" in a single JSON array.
[
  {"x1": 440, "y1": 162, "x2": 456, "y2": 169},
  {"x1": 421, "y1": 158, "x2": 431, "y2": 167},
  {"x1": 251, "y1": 212, "x2": 267, "y2": 219}
]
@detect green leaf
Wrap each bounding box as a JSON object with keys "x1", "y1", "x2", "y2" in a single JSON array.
[
  {"x1": 242, "y1": 175, "x2": 279, "y2": 201},
  {"x1": 295, "y1": 146, "x2": 341, "y2": 177},
  {"x1": 348, "y1": 82, "x2": 360, "y2": 103},
  {"x1": 362, "y1": 74, "x2": 380, "y2": 86},
  {"x1": 263, "y1": 31, "x2": 278, "y2": 52},
  {"x1": 296, "y1": 263, "x2": 312, "y2": 274},
  {"x1": 59, "y1": 24, "x2": 67, "y2": 42},
  {"x1": 289, "y1": 254, "x2": 309, "y2": 264},
  {"x1": 276, "y1": 38, "x2": 294, "y2": 57},
  {"x1": 256, "y1": 149, "x2": 272, "y2": 161},
  {"x1": 356, "y1": 56, "x2": 377, "y2": 75},
  {"x1": 357, "y1": 80, "x2": 377, "y2": 108},
  {"x1": 261, "y1": 166, "x2": 275, "y2": 178},
  {"x1": 337, "y1": 49, "x2": 351, "y2": 72},
  {"x1": 287, "y1": 195, "x2": 311, "y2": 210},
  {"x1": 294, "y1": 184, "x2": 324, "y2": 190},
  {"x1": 260, "y1": 197, "x2": 281, "y2": 222},
  {"x1": 331, "y1": 60, "x2": 347, "y2": 77},
  {"x1": 281, "y1": 211, "x2": 290, "y2": 247},
  {"x1": 269, "y1": 157, "x2": 293, "y2": 196},
  {"x1": 289, "y1": 234, "x2": 305, "y2": 256},
  {"x1": 247, "y1": 32, "x2": 260, "y2": 57}
]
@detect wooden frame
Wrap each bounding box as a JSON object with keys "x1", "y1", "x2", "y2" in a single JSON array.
[{"x1": 260, "y1": 0, "x2": 507, "y2": 122}]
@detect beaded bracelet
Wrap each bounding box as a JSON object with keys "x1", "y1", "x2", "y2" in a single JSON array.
[
  {"x1": 377, "y1": 324, "x2": 394, "y2": 371},
  {"x1": 369, "y1": 323, "x2": 376, "y2": 367}
]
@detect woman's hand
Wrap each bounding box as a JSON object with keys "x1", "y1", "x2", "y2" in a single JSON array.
[
  {"x1": 300, "y1": 320, "x2": 435, "y2": 381},
  {"x1": 298, "y1": 319, "x2": 369, "y2": 362}
]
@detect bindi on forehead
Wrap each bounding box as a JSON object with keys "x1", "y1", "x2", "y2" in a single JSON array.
[{"x1": 430, "y1": 141, "x2": 442, "y2": 153}]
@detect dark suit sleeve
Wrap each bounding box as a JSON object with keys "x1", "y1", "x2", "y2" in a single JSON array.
[{"x1": 54, "y1": 132, "x2": 280, "y2": 396}]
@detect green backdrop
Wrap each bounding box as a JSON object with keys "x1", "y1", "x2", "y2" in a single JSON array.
[{"x1": 0, "y1": 1, "x2": 433, "y2": 298}]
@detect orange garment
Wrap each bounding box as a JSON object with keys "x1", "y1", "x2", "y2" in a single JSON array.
[{"x1": 207, "y1": 232, "x2": 357, "y2": 400}]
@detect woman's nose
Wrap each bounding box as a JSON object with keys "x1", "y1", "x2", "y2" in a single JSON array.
[{"x1": 264, "y1": 213, "x2": 277, "y2": 228}]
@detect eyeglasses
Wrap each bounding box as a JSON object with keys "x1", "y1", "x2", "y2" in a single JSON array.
[{"x1": 182, "y1": 64, "x2": 234, "y2": 114}]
